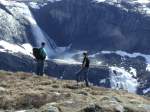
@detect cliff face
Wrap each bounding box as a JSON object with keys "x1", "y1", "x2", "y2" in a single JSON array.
[
  {"x1": 0, "y1": 2, "x2": 31, "y2": 45},
  {"x1": 1, "y1": 0, "x2": 150, "y2": 56},
  {"x1": 32, "y1": 0, "x2": 150, "y2": 54},
  {"x1": 0, "y1": 71, "x2": 149, "y2": 112}
]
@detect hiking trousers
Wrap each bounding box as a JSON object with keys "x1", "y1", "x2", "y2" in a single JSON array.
[
  {"x1": 36, "y1": 60, "x2": 45, "y2": 76},
  {"x1": 76, "y1": 67, "x2": 89, "y2": 87}
]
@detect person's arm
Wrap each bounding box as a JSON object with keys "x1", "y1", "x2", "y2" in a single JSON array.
[{"x1": 43, "y1": 48, "x2": 48, "y2": 59}]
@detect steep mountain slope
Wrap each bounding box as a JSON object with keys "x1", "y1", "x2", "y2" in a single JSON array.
[
  {"x1": 0, "y1": 0, "x2": 150, "y2": 96},
  {"x1": 0, "y1": 0, "x2": 67, "y2": 57},
  {"x1": 31, "y1": 0, "x2": 150, "y2": 54},
  {"x1": 0, "y1": 71, "x2": 149, "y2": 112}
]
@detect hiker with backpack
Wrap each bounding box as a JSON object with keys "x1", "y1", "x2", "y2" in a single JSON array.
[
  {"x1": 76, "y1": 52, "x2": 90, "y2": 87},
  {"x1": 33, "y1": 42, "x2": 47, "y2": 76}
]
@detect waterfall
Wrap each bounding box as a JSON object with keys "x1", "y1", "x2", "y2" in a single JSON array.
[
  {"x1": 0, "y1": 0, "x2": 59, "y2": 57},
  {"x1": 24, "y1": 5, "x2": 70, "y2": 58},
  {"x1": 23, "y1": 6, "x2": 57, "y2": 57},
  {"x1": 0, "y1": 0, "x2": 69, "y2": 58},
  {"x1": 109, "y1": 66, "x2": 138, "y2": 93}
]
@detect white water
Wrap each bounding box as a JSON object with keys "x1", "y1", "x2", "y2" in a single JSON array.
[
  {"x1": 109, "y1": 66, "x2": 138, "y2": 93},
  {"x1": 0, "y1": 0, "x2": 67, "y2": 57},
  {"x1": 22, "y1": 5, "x2": 57, "y2": 57},
  {"x1": 24, "y1": 4, "x2": 69, "y2": 57},
  {"x1": 52, "y1": 50, "x2": 83, "y2": 64}
]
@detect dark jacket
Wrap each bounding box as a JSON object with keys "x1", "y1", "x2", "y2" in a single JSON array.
[{"x1": 82, "y1": 57, "x2": 90, "y2": 68}]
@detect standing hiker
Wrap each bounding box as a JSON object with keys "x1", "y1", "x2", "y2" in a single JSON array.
[
  {"x1": 76, "y1": 52, "x2": 90, "y2": 87},
  {"x1": 33, "y1": 42, "x2": 47, "y2": 76}
]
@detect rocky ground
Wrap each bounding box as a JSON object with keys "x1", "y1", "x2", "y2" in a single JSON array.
[{"x1": 0, "y1": 71, "x2": 149, "y2": 112}]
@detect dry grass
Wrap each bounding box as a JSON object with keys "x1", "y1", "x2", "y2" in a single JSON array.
[{"x1": 0, "y1": 71, "x2": 149, "y2": 112}]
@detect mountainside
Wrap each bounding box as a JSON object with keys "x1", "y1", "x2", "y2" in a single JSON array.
[
  {"x1": 31, "y1": 0, "x2": 150, "y2": 54},
  {"x1": 3, "y1": 0, "x2": 150, "y2": 54},
  {"x1": 0, "y1": 71, "x2": 150, "y2": 112},
  {"x1": 0, "y1": 0, "x2": 150, "y2": 96}
]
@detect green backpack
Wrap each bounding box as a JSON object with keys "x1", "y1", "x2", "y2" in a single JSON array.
[
  {"x1": 33, "y1": 48, "x2": 46, "y2": 60},
  {"x1": 39, "y1": 48, "x2": 46, "y2": 60}
]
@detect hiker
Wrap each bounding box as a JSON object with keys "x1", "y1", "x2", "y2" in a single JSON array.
[
  {"x1": 76, "y1": 52, "x2": 90, "y2": 87},
  {"x1": 33, "y1": 42, "x2": 47, "y2": 76}
]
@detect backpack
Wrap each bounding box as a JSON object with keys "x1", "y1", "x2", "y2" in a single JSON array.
[
  {"x1": 83, "y1": 57, "x2": 90, "y2": 68},
  {"x1": 39, "y1": 48, "x2": 46, "y2": 60},
  {"x1": 33, "y1": 48, "x2": 46, "y2": 60},
  {"x1": 85, "y1": 58, "x2": 90, "y2": 67}
]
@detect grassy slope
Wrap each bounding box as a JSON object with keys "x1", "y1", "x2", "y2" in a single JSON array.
[{"x1": 0, "y1": 71, "x2": 149, "y2": 112}]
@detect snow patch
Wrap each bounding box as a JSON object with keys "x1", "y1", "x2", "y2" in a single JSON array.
[
  {"x1": 94, "y1": 0, "x2": 150, "y2": 15},
  {"x1": 146, "y1": 64, "x2": 150, "y2": 72},
  {"x1": 0, "y1": 40, "x2": 33, "y2": 57},
  {"x1": 129, "y1": 67, "x2": 137, "y2": 77},
  {"x1": 133, "y1": 0, "x2": 150, "y2": 4},
  {"x1": 28, "y1": 2, "x2": 40, "y2": 9},
  {"x1": 102, "y1": 50, "x2": 150, "y2": 72}
]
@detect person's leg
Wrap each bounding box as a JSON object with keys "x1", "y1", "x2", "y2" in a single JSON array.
[
  {"x1": 84, "y1": 68, "x2": 89, "y2": 87},
  {"x1": 36, "y1": 60, "x2": 40, "y2": 75},
  {"x1": 39, "y1": 61, "x2": 44, "y2": 76},
  {"x1": 76, "y1": 68, "x2": 83, "y2": 84}
]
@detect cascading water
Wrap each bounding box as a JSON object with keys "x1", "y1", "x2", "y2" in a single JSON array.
[
  {"x1": 0, "y1": 0, "x2": 65, "y2": 58},
  {"x1": 109, "y1": 66, "x2": 138, "y2": 93},
  {"x1": 23, "y1": 5, "x2": 57, "y2": 57},
  {"x1": 24, "y1": 4, "x2": 70, "y2": 58}
]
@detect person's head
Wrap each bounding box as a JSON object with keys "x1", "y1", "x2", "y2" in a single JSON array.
[
  {"x1": 83, "y1": 52, "x2": 88, "y2": 57},
  {"x1": 41, "y1": 42, "x2": 45, "y2": 48}
]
